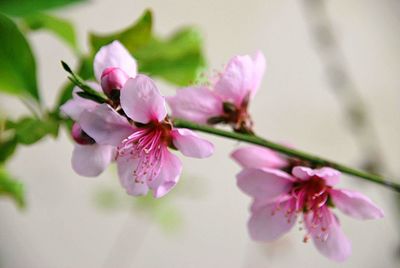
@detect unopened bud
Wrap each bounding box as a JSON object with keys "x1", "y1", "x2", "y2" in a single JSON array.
[
  {"x1": 100, "y1": 67, "x2": 129, "y2": 99},
  {"x1": 71, "y1": 123, "x2": 95, "y2": 145}
]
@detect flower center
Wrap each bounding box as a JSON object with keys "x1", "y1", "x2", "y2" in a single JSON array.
[{"x1": 116, "y1": 120, "x2": 172, "y2": 184}]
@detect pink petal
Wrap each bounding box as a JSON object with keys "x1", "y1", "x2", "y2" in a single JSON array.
[
  {"x1": 150, "y1": 149, "x2": 183, "y2": 198},
  {"x1": 166, "y1": 86, "x2": 223, "y2": 124},
  {"x1": 249, "y1": 51, "x2": 266, "y2": 98},
  {"x1": 60, "y1": 85, "x2": 100, "y2": 121},
  {"x1": 80, "y1": 104, "x2": 133, "y2": 146},
  {"x1": 330, "y1": 189, "x2": 384, "y2": 220},
  {"x1": 93, "y1": 40, "x2": 137, "y2": 81},
  {"x1": 231, "y1": 146, "x2": 287, "y2": 169},
  {"x1": 117, "y1": 155, "x2": 149, "y2": 196},
  {"x1": 171, "y1": 128, "x2": 214, "y2": 158},
  {"x1": 71, "y1": 144, "x2": 114, "y2": 177},
  {"x1": 248, "y1": 201, "x2": 296, "y2": 241},
  {"x1": 292, "y1": 166, "x2": 340, "y2": 186},
  {"x1": 237, "y1": 168, "x2": 293, "y2": 200},
  {"x1": 120, "y1": 75, "x2": 167, "y2": 124},
  {"x1": 305, "y1": 211, "x2": 352, "y2": 262}
]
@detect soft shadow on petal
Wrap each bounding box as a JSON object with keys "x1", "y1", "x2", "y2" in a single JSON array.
[
  {"x1": 150, "y1": 149, "x2": 182, "y2": 198},
  {"x1": 93, "y1": 40, "x2": 137, "y2": 81},
  {"x1": 306, "y1": 212, "x2": 352, "y2": 262},
  {"x1": 248, "y1": 201, "x2": 296, "y2": 241},
  {"x1": 80, "y1": 104, "x2": 133, "y2": 146},
  {"x1": 72, "y1": 144, "x2": 114, "y2": 177},
  {"x1": 231, "y1": 146, "x2": 287, "y2": 169},
  {"x1": 120, "y1": 75, "x2": 167, "y2": 124},
  {"x1": 237, "y1": 168, "x2": 293, "y2": 200},
  {"x1": 330, "y1": 189, "x2": 384, "y2": 220},
  {"x1": 117, "y1": 155, "x2": 149, "y2": 196},
  {"x1": 171, "y1": 128, "x2": 214, "y2": 158},
  {"x1": 166, "y1": 87, "x2": 223, "y2": 124}
]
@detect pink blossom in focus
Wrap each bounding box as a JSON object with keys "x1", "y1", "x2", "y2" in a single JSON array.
[
  {"x1": 79, "y1": 74, "x2": 214, "y2": 198},
  {"x1": 60, "y1": 41, "x2": 137, "y2": 177},
  {"x1": 166, "y1": 52, "x2": 266, "y2": 133},
  {"x1": 236, "y1": 166, "x2": 384, "y2": 262}
]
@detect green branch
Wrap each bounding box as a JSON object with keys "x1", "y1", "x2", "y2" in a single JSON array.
[{"x1": 173, "y1": 119, "x2": 400, "y2": 193}]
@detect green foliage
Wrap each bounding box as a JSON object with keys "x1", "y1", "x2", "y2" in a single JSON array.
[
  {"x1": 135, "y1": 28, "x2": 206, "y2": 86},
  {"x1": 0, "y1": 13, "x2": 40, "y2": 101},
  {"x1": 0, "y1": 166, "x2": 25, "y2": 208},
  {"x1": 89, "y1": 9, "x2": 206, "y2": 86},
  {"x1": 14, "y1": 117, "x2": 59, "y2": 145},
  {"x1": 0, "y1": 0, "x2": 85, "y2": 17},
  {"x1": 0, "y1": 137, "x2": 18, "y2": 163},
  {"x1": 90, "y1": 10, "x2": 152, "y2": 53},
  {"x1": 24, "y1": 13, "x2": 79, "y2": 54}
]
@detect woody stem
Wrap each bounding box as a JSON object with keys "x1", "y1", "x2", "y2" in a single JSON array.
[{"x1": 173, "y1": 119, "x2": 400, "y2": 193}]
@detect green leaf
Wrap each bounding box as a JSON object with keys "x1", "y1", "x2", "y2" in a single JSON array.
[
  {"x1": 89, "y1": 9, "x2": 206, "y2": 86},
  {"x1": 90, "y1": 9, "x2": 152, "y2": 53},
  {"x1": 24, "y1": 13, "x2": 79, "y2": 54},
  {"x1": 0, "y1": 0, "x2": 86, "y2": 17},
  {"x1": 0, "y1": 13, "x2": 40, "y2": 101},
  {"x1": 135, "y1": 28, "x2": 206, "y2": 86},
  {"x1": 15, "y1": 117, "x2": 59, "y2": 145},
  {"x1": 0, "y1": 166, "x2": 25, "y2": 208},
  {"x1": 0, "y1": 136, "x2": 18, "y2": 163}
]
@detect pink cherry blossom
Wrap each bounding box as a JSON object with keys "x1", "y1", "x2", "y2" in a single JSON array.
[
  {"x1": 60, "y1": 41, "x2": 137, "y2": 177},
  {"x1": 167, "y1": 51, "x2": 266, "y2": 133},
  {"x1": 79, "y1": 74, "x2": 214, "y2": 198},
  {"x1": 231, "y1": 145, "x2": 288, "y2": 170},
  {"x1": 236, "y1": 166, "x2": 384, "y2": 262}
]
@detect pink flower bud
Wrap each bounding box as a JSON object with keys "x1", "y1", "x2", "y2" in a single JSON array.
[
  {"x1": 71, "y1": 123, "x2": 95, "y2": 145},
  {"x1": 100, "y1": 67, "x2": 129, "y2": 99}
]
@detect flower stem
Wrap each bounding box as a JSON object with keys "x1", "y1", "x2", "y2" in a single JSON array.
[{"x1": 173, "y1": 119, "x2": 400, "y2": 193}]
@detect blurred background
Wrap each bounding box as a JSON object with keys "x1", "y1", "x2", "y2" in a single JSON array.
[{"x1": 0, "y1": 0, "x2": 399, "y2": 267}]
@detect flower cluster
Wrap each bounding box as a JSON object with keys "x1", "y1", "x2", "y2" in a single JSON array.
[
  {"x1": 232, "y1": 146, "x2": 384, "y2": 261},
  {"x1": 62, "y1": 41, "x2": 214, "y2": 198},
  {"x1": 61, "y1": 41, "x2": 384, "y2": 261}
]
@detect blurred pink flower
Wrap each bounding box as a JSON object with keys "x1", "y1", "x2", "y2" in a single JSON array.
[
  {"x1": 60, "y1": 41, "x2": 137, "y2": 177},
  {"x1": 231, "y1": 145, "x2": 287, "y2": 170},
  {"x1": 167, "y1": 51, "x2": 266, "y2": 133},
  {"x1": 80, "y1": 75, "x2": 214, "y2": 198},
  {"x1": 236, "y1": 166, "x2": 384, "y2": 262}
]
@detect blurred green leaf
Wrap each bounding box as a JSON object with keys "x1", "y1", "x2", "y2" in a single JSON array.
[
  {"x1": 0, "y1": 0, "x2": 85, "y2": 17},
  {"x1": 0, "y1": 13, "x2": 40, "y2": 101},
  {"x1": 89, "y1": 9, "x2": 206, "y2": 86},
  {"x1": 0, "y1": 136, "x2": 18, "y2": 163},
  {"x1": 0, "y1": 166, "x2": 25, "y2": 208},
  {"x1": 136, "y1": 28, "x2": 206, "y2": 86},
  {"x1": 15, "y1": 117, "x2": 59, "y2": 145},
  {"x1": 90, "y1": 9, "x2": 152, "y2": 53},
  {"x1": 24, "y1": 13, "x2": 79, "y2": 54}
]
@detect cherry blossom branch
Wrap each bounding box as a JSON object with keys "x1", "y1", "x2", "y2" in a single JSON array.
[{"x1": 173, "y1": 119, "x2": 400, "y2": 193}]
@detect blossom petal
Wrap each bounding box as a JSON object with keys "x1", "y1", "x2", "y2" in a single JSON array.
[
  {"x1": 314, "y1": 167, "x2": 341, "y2": 186},
  {"x1": 231, "y1": 146, "x2": 287, "y2": 169},
  {"x1": 71, "y1": 144, "x2": 114, "y2": 177},
  {"x1": 248, "y1": 201, "x2": 297, "y2": 241},
  {"x1": 166, "y1": 86, "x2": 223, "y2": 124},
  {"x1": 330, "y1": 189, "x2": 384, "y2": 220},
  {"x1": 150, "y1": 149, "x2": 182, "y2": 198},
  {"x1": 171, "y1": 128, "x2": 214, "y2": 158},
  {"x1": 249, "y1": 51, "x2": 266, "y2": 98},
  {"x1": 305, "y1": 211, "x2": 352, "y2": 262},
  {"x1": 292, "y1": 166, "x2": 314, "y2": 180},
  {"x1": 117, "y1": 155, "x2": 149, "y2": 196},
  {"x1": 214, "y1": 54, "x2": 257, "y2": 106},
  {"x1": 60, "y1": 85, "x2": 100, "y2": 121},
  {"x1": 80, "y1": 104, "x2": 133, "y2": 146},
  {"x1": 237, "y1": 168, "x2": 293, "y2": 200},
  {"x1": 120, "y1": 75, "x2": 167, "y2": 124},
  {"x1": 93, "y1": 40, "x2": 137, "y2": 81}
]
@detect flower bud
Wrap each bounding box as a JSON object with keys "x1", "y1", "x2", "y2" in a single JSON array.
[
  {"x1": 100, "y1": 67, "x2": 129, "y2": 99},
  {"x1": 71, "y1": 123, "x2": 95, "y2": 145}
]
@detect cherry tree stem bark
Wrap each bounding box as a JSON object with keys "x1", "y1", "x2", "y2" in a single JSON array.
[{"x1": 173, "y1": 119, "x2": 400, "y2": 193}]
